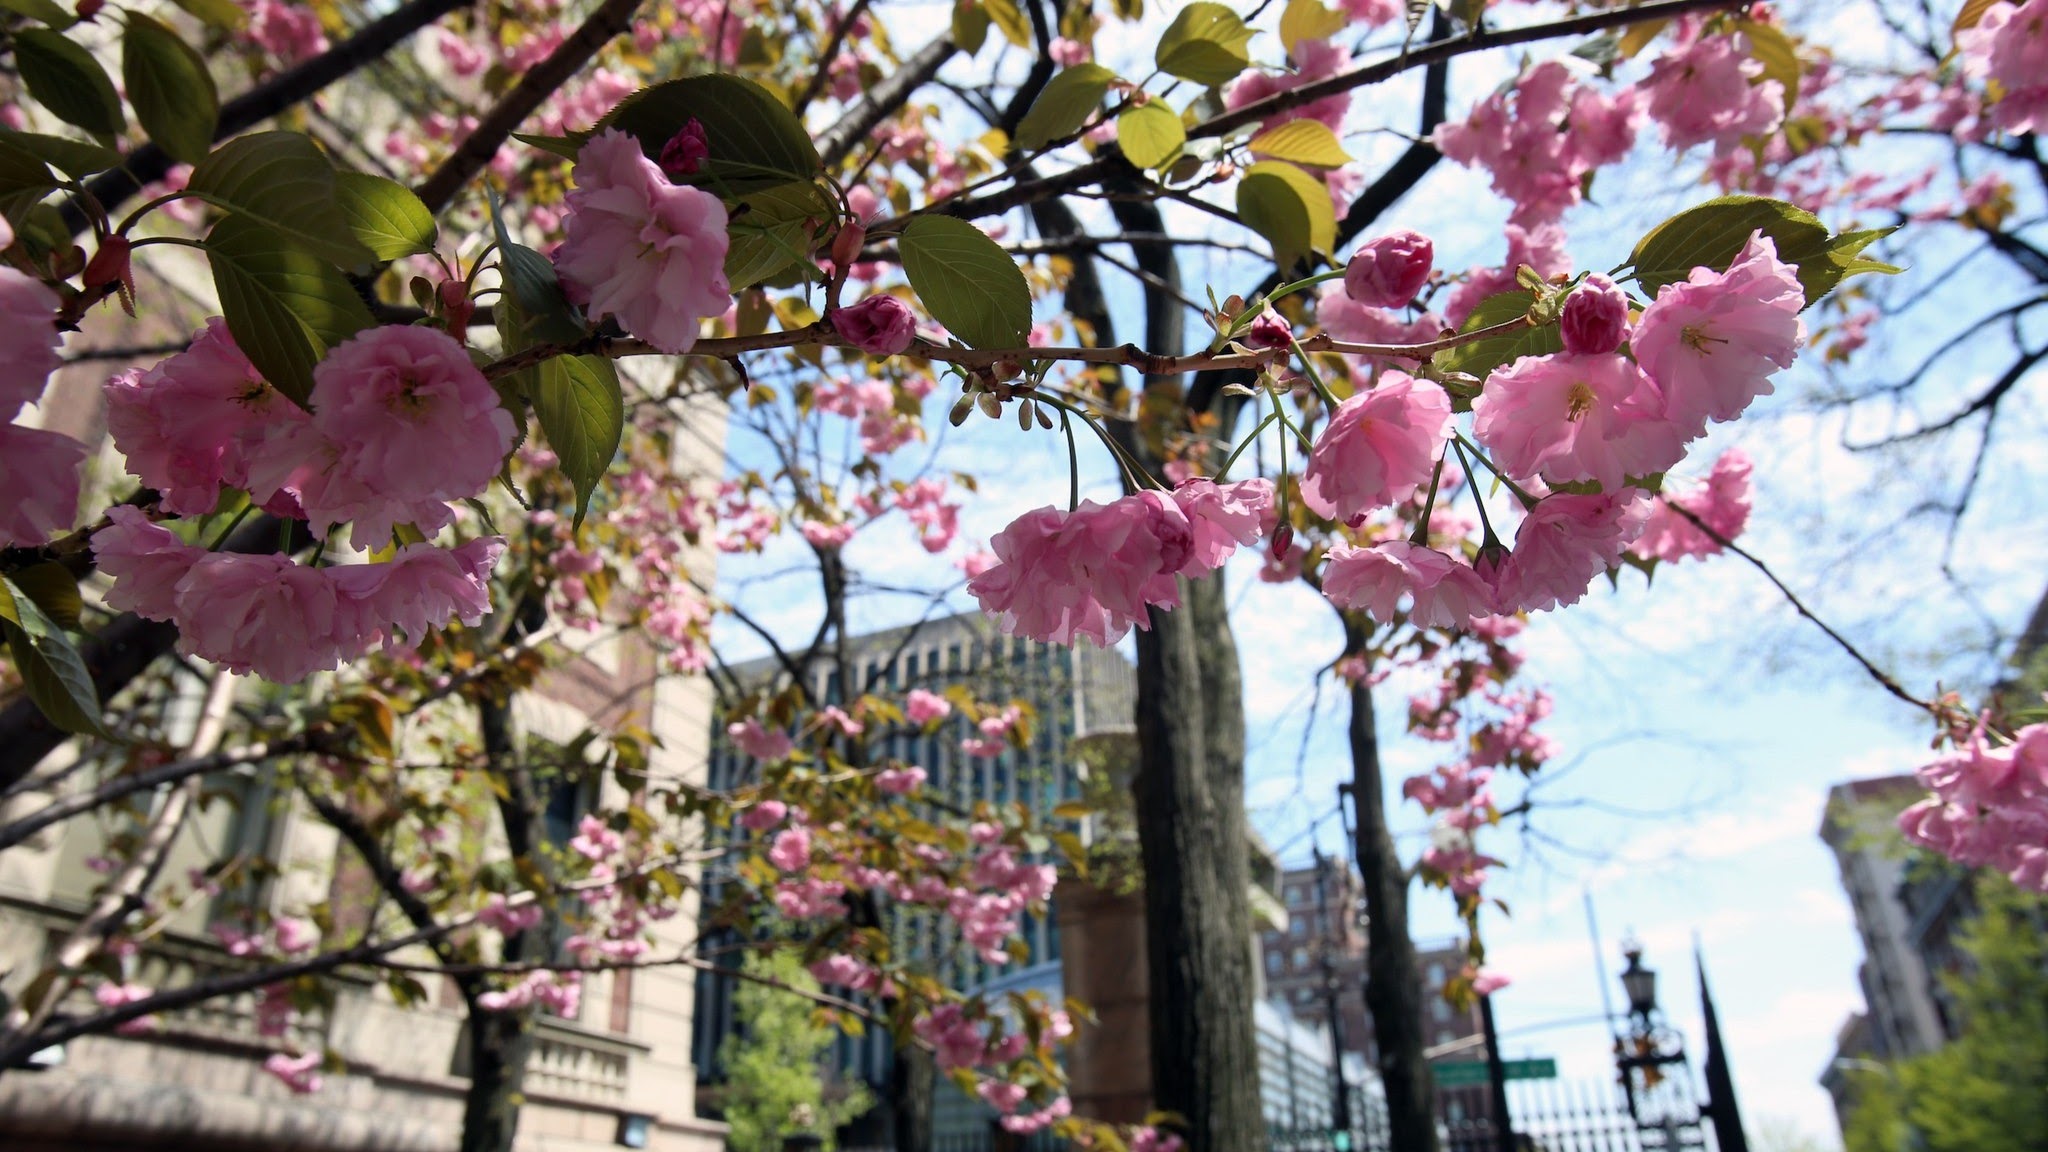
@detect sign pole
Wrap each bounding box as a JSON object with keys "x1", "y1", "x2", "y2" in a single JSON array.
[{"x1": 1480, "y1": 992, "x2": 1514, "y2": 1152}]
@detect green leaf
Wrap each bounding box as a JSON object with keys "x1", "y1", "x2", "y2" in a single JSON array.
[
  {"x1": 169, "y1": 0, "x2": 248, "y2": 28},
  {"x1": 599, "y1": 75, "x2": 821, "y2": 195},
  {"x1": 1735, "y1": 19, "x2": 1800, "y2": 114},
  {"x1": 1279, "y1": 0, "x2": 1344, "y2": 59},
  {"x1": 1235, "y1": 159, "x2": 1334, "y2": 269},
  {"x1": 0, "y1": 0, "x2": 74, "y2": 23},
  {"x1": 1015, "y1": 64, "x2": 1115, "y2": 152},
  {"x1": 1626, "y1": 194, "x2": 1893, "y2": 309},
  {"x1": 15, "y1": 29, "x2": 125, "y2": 140},
  {"x1": 511, "y1": 131, "x2": 582, "y2": 160},
  {"x1": 123, "y1": 14, "x2": 220, "y2": 166},
  {"x1": 204, "y1": 214, "x2": 376, "y2": 406},
  {"x1": 1248, "y1": 120, "x2": 1351, "y2": 168},
  {"x1": 189, "y1": 132, "x2": 373, "y2": 267},
  {"x1": 899, "y1": 215, "x2": 1031, "y2": 350},
  {"x1": 8, "y1": 562, "x2": 83, "y2": 631},
  {"x1": 0, "y1": 575, "x2": 108, "y2": 738},
  {"x1": 334, "y1": 171, "x2": 438, "y2": 260},
  {"x1": 1117, "y1": 102, "x2": 1185, "y2": 171},
  {"x1": 486, "y1": 186, "x2": 587, "y2": 349},
  {"x1": 1154, "y1": 2, "x2": 1254, "y2": 88},
  {"x1": 984, "y1": 0, "x2": 1031, "y2": 47},
  {"x1": 1429, "y1": 290, "x2": 1562, "y2": 382},
  {"x1": 0, "y1": 136, "x2": 58, "y2": 198},
  {"x1": 726, "y1": 219, "x2": 813, "y2": 289},
  {"x1": 534, "y1": 355, "x2": 623, "y2": 530},
  {"x1": 0, "y1": 129, "x2": 120, "y2": 179},
  {"x1": 951, "y1": 0, "x2": 991, "y2": 54}
]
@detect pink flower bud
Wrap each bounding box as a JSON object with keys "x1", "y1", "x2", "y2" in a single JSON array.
[
  {"x1": 832, "y1": 294, "x2": 917, "y2": 356},
  {"x1": 1558, "y1": 274, "x2": 1628, "y2": 355},
  {"x1": 1344, "y1": 229, "x2": 1433, "y2": 309},
  {"x1": 438, "y1": 278, "x2": 475, "y2": 337},
  {"x1": 831, "y1": 221, "x2": 867, "y2": 271},
  {"x1": 1243, "y1": 312, "x2": 1293, "y2": 350},
  {"x1": 659, "y1": 118, "x2": 710, "y2": 180}
]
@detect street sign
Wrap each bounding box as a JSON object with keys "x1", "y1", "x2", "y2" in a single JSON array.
[{"x1": 1434, "y1": 1058, "x2": 1558, "y2": 1086}]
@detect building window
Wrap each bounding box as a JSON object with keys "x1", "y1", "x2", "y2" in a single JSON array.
[
  {"x1": 1266, "y1": 951, "x2": 1282, "y2": 975},
  {"x1": 1292, "y1": 947, "x2": 1309, "y2": 969}
]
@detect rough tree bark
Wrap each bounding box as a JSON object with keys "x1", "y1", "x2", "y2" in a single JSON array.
[{"x1": 1344, "y1": 622, "x2": 1439, "y2": 1152}]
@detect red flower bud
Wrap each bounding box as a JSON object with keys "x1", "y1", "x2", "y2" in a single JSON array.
[
  {"x1": 439, "y1": 278, "x2": 476, "y2": 340},
  {"x1": 1243, "y1": 312, "x2": 1293, "y2": 350},
  {"x1": 1344, "y1": 229, "x2": 1434, "y2": 310},
  {"x1": 659, "y1": 118, "x2": 710, "y2": 180},
  {"x1": 1558, "y1": 274, "x2": 1629, "y2": 355},
  {"x1": 82, "y1": 235, "x2": 134, "y2": 314},
  {"x1": 832, "y1": 294, "x2": 918, "y2": 356},
  {"x1": 830, "y1": 221, "x2": 867, "y2": 271}
]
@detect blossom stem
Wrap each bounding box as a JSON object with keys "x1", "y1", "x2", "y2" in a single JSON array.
[
  {"x1": 1215, "y1": 407, "x2": 1281, "y2": 480},
  {"x1": 1410, "y1": 452, "x2": 1447, "y2": 546},
  {"x1": 1287, "y1": 335, "x2": 1343, "y2": 411},
  {"x1": 1059, "y1": 408, "x2": 1080, "y2": 513},
  {"x1": 1033, "y1": 393, "x2": 1151, "y2": 492},
  {"x1": 206, "y1": 504, "x2": 257, "y2": 551},
  {"x1": 1267, "y1": 268, "x2": 1347, "y2": 307},
  {"x1": 1451, "y1": 438, "x2": 1501, "y2": 550},
  {"x1": 1452, "y1": 431, "x2": 1540, "y2": 510}
]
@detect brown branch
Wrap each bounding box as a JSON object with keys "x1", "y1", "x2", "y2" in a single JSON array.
[
  {"x1": 817, "y1": 33, "x2": 959, "y2": 168},
  {"x1": 413, "y1": 0, "x2": 645, "y2": 214},
  {"x1": 1669, "y1": 504, "x2": 1934, "y2": 715},
  {"x1": 0, "y1": 734, "x2": 320, "y2": 854},
  {"x1": 793, "y1": 0, "x2": 877, "y2": 115}
]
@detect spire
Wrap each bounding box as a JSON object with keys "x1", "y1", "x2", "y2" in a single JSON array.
[{"x1": 1697, "y1": 945, "x2": 1748, "y2": 1152}]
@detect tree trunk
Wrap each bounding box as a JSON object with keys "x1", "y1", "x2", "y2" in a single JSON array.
[
  {"x1": 1132, "y1": 582, "x2": 1262, "y2": 1152},
  {"x1": 1345, "y1": 627, "x2": 1440, "y2": 1152},
  {"x1": 891, "y1": 1046, "x2": 936, "y2": 1152}
]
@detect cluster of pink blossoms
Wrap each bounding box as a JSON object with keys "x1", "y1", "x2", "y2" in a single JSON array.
[
  {"x1": 1899, "y1": 720, "x2": 2048, "y2": 891},
  {"x1": 0, "y1": 216, "x2": 82, "y2": 550},
  {"x1": 1958, "y1": 0, "x2": 2048, "y2": 135},
  {"x1": 92, "y1": 323, "x2": 513, "y2": 683},
  {"x1": 1432, "y1": 60, "x2": 1644, "y2": 227},
  {"x1": 1320, "y1": 232, "x2": 1797, "y2": 627},
  {"x1": 537, "y1": 460, "x2": 715, "y2": 673},
  {"x1": 967, "y1": 478, "x2": 1274, "y2": 646}
]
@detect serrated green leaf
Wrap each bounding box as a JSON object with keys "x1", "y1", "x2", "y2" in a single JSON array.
[
  {"x1": 189, "y1": 132, "x2": 372, "y2": 267},
  {"x1": 511, "y1": 131, "x2": 582, "y2": 160},
  {"x1": 1117, "y1": 102, "x2": 1185, "y2": 170},
  {"x1": 1155, "y1": 2, "x2": 1253, "y2": 87},
  {"x1": 0, "y1": 129, "x2": 120, "y2": 180},
  {"x1": 170, "y1": 0, "x2": 247, "y2": 26},
  {"x1": 599, "y1": 75, "x2": 820, "y2": 196},
  {"x1": 726, "y1": 220, "x2": 812, "y2": 288},
  {"x1": 951, "y1": 0, "x2": 991, "y2": 54},
  {"x1": 534, "y1": 354, "x2": 623, "y2": 530},
  {"x1": 0, "y1": 0, "x2": 75, "y2": 25},
  {"x1": 9, "y1": 562, "x2": 83, "y2": 631},
  {"x1": 0, "y1": 136, "x2": 58, "y2": 199},
  {"x1": 899, "y1": 215, "x2": 1030, "y2": 350},
  {"x1": 1236, "y1": 160, "x2": 1334, "y2": 269},
  {"x1": 1429, "y1": 290, "x2": 1561, "y2": 380},
  {"x1": 1248, "y1": 119, "x2": 1351, "y2": 168},
  {"x1": 1, "y1": 575, "x2": 108, "y2": 738},
  {"x1": 1015, "y1": 64, "x2": 1115, "y2": 151},
  {"x1": 1279, "y1": 0, "x2": 1345, "y2": 59},
  {"x1": 1628, "y1": 194, "x2": 1891, "y2": 309},
  {"x1": 985, "y1": 0, "x2": 1031, "y2": 46},
  {"x1": 123, "y1": 14, "x2": 219, "y2": 165},
  {"x1": 204, "y1": 214, "x2": 375, "y2": 406},
  {"x1": 15, "y1": 29, "x2": 125, "y2": 140},
  {"x1": 334, "y1": 171, "x2": 438, "y2": 260}
]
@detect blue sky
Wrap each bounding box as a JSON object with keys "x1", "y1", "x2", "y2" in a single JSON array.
[{"x1": 711, "y1": 3, "x2": 2048, "y2": 1146}]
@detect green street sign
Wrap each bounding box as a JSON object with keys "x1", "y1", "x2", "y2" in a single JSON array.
[{"x1": 1434, "y1": 1058, "x2": 1558, "y2": 1086}]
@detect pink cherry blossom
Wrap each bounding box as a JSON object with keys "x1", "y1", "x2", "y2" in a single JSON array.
[
  {"x1": 1471, "y1": 352, "x2": 1685, "y2": 491},
  {"x1": 555, "y1": 128, "x2": 731, "y2": 354},
  {"x1": 1899, "y1": 721, "x2": 2048, "y2": 891},
  {"x1": 1172, "y1": 477, "x2": 1274, "y2": 574},
  {"x1": 729, "y1": 718, "x2": 794, "y2": 762},
  {"x1": 172, "y1": 554, "x2": 342, "y2": 683},
  {"x1": 327, "y1": 536, "x2": 504, "y2": 650},
  {"x1": 768, "y1": 825, "x2": 812, "y2": 872},
  {"x1": 1630, "y1": 449, "x2": 1753, "y2": 563},
  {"x1": 263, "y1": 1051, "x2": 324, "y2": 1095},
  {"x1": 967, "y1": 493, "x2": 1192, "y2": 647},
  {"x1": 979, "y1": 1081, "x2": 1029, "y2": 1114},
  {"x1": 244, "y1": 0, "x2": 328, "y2": 65},
  {"x1": 1469, "y1": 968, "x2": 1512, "y2": 996},
  {"x1": 92, "y1": 508, "x2": 204, "y2": 621},
  {"x1": 0, "y1": 266, "x2": 61, "y2": 414},
  {"x1": 1961, "y1": 1, "x2": 2048, "y2": 135},
  {"x1": 875, "y1": 765, "x2": 926, "y2": 795},
  {"x1": 809, "y1": 954, "x2": 876, "y2": 989},
  {"x1": 93, "y1": 982, "x2": 159, "y2": 1035},
  {"x1": 1443, "y1": 224, "x2": 1571, "y2": 328},
  {"x1": 1132, "y1": 1128, "x2": 1186, "y2": 1152},
  {"x1": 1485, "y1": 492, "x2": 1650, "y2": 614},
  {"x1": 104, "y1": 319, "x2": 309, "y2": 517},
  {"x1": 1222, "y1": 39, "x2": 1352, "y2": 134},
  {"x1": 906, "y1": 688, "x2": 953, "y2": 725},
  {"x1": 833, "y1": 294, "x2": 918, "y2": 355},
  {"x1": 1632, "y1": 231, "x2": 1805, "y2": 436},
  {"x1": 1322, "y1": 541, "x2": 1494, "y2": 629},
  {"x1": 1559, "y1": 274, "x2": 1629, "y2": 355},
  {"x1": 0, "y1": 423, "x2": 85, "y2": 549},
  {"x1": 1299, "y1": 372, "x2": 1452, "y2": 525},
  {"x1": 737, "y1": 800, "x2": 789, "y2": 831},
  {"x1": 1642, "y1": 31, "x2": 1785, "y2": 153},
  {"x1": 1432, "y1": 61, "x2": 1644, "y2": 227},
  {"x1": 1344, "y1": 230, "x2": 1433, "y2": 309}
]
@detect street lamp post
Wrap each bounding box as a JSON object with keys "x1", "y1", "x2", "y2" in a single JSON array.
[{"x1": 1611, "y1": 938, "x2": 1703, "y2": 1149}]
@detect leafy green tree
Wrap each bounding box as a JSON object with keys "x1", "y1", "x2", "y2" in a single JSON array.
[
  {"x1": 1844, "y1": 874, "x2": 2048, "y2": 1152},
  {"x1": 717, "y1": 951, "x2": 876, "y2": 1152}
]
